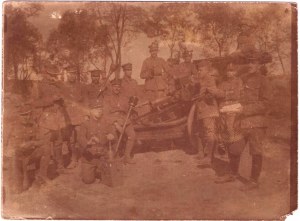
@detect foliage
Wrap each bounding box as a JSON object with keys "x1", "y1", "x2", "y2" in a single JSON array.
[
  {"x1": 4, "y1": 3, "x2": 43, "y2": 80},
  {"x1": 194, "y1": 3, "x2": 244, "y2": 57},
  {"x1": 87, "y1": 2, "x2": 147, "y2": 77}
]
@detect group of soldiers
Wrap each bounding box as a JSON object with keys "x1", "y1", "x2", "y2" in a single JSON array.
[{"x1": 4, "y1": 37, "x2": 270, "y2": 194}]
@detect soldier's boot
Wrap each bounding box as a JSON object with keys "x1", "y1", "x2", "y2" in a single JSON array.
[
  {"x1": 123, "y1": 139, "x2": 136, "y2": 165},
  {"x1": 67, "y1": 144, "x2": 78, "y2": 169},
  {"x1": 54, "y1": 144, "x2": 64, "y2": 170},
  {"x1": 197, "y1": 140, "x2": 215, "y2": 168},
  {"x1": 194, "y1": 137, "x2": 205, "y2": 160},
  {"x1": 36, "y1": 154, "x2": 51, "y2": 185},
  {"x1": 215, "y1": 153, "x2": 240, "y2": 184},
  {"x1": 240, "y1": 154, "x2": 262, "y2": 191}
]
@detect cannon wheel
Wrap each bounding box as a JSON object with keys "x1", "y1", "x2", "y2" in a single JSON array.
[{"x1": 186, "y1": 103, "x2": 200, "y2": 154}]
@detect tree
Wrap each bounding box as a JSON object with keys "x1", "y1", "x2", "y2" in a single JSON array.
[
  {"x1": 4, "y1": 2, "x2": 43, "y2": 80},
  {"x1": 250, "y1": 4, "x2": 291, "y2": 74},
  {"x1": 47, "y1": 9, "x2": 107, "y2": 80},
  {"x1": 144, "y1": 3, "x2": 195, "y2": 59},
  {"x1": 88, "y1": 2, "x2": 147, "y2": 77},
  {"x1": 194, "y1": 3, "x2": 245, "y2": 57}
]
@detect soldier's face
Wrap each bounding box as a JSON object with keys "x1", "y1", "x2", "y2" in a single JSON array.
[
  {"x1": 124, "y1": 70, "x2": 132, "y2": 78},
  {"x1": 112, "y1": 85, "x2": 121, "y2": 95},
  {"x1": 198, "y1": 66, "x2": 209, "y2": 75},
  {"x1": 226, "y1": 70, "x2": 236, "y2": 78},
  {"x1": 184, "y1": 55, "x2": 192, "y2": 63},
  {"x1": 91, "y1": 108, "x2": 103, "y2": 119},
  {"x1": 91, "y1": 76, "x2": 99, "y2": 83},
  {"x1": 248, "y1": 62, "x2": 259, "y2": 74},
  {"x1": 150, "y1": 50, "x2": 158, "y2": 57}
]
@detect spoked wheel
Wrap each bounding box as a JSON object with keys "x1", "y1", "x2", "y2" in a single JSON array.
[{"x1": 186, "y1": 103, "x2": 201, "y2": 155}]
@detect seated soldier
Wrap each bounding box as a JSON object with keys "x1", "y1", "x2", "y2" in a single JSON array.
[
  {"x1": 103, "y1": 79, "x2": 137, "y2": 164},
  {"x1": 77, "y1": 101, "x2": 116, "y2": 184},
  {"x1": 7, "y1": 103, "x2": 44, "y2": 193}
]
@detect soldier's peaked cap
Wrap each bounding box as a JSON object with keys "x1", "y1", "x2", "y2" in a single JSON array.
[
  {"x1": 91, "y1": 69, "x2": 105, "y2": 77},
  {"x1": 149, "y1": 40, "x2": 159, "y2": 51},
  {"x1": 183, "y1": 49, "x2": 193, "y2": 57},
  {"x1": 194, "y1": 59, "x2": 211, "y2": 67},
  {"x1": 122, "y1": 63, "x2": 132, "y2": 71},
  {"x1": 45, "y1": 64, "x2": 61, "y2": 75},
  {"x1": 110, "y1": 78, "x2": 122, "y2": 86}
]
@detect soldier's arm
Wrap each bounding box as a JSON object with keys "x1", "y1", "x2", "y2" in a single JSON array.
[
  {"x1": 77, "y1": 123, "x2": 89, "y2": 148},
  {"x1": 140, "y1": 60, "x2": 152, "y2": 79}
]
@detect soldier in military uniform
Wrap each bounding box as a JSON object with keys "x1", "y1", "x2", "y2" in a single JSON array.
[
  {"x1": 121, "y1": 63, "x2": 139, "y2": 98},
  {"x1": 214, "y1": 63, "x2": 245, "y2": 183},
  {"x1": 78, "y1": 101, "x2": 116, "y2": 184},
  {"x1": 103, "y1": 79, "x2": 137, "y2": 164},
  {"x1": 140, "y1": 41, "x2": 169, "y2": 100},
  {"x1": 35, "y1": 67, "x2": 68, "y2": 175},
  {"x1": 196, "y1": 60, "x2": 224, "y2": 168},
  {"x1": 86, "y1": 69, "x2": 108, "y2": 104},
  {"x1": 176, "y1": 50, "x2": 198, "y2": 79},
  {"x1": 238, "y1": 59, "x2": 270, "y2": 190},
  {"x1": 60, "y1": 66, "x2": 87, "y2": 169},
  {"x1": 5, "y1": 103, "x2": 43, "y2": 193}
]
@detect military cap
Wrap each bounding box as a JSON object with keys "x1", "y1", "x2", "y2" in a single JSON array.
[
  {"x1": 89, "y1": 99, "x2": 103, "y2": 109},
  {"x1": 194, "y1": 59, "x2": 211, "y2": 68},
  {"x1": 149, "y1": 40, "x2": 159, "y2": 52},
  {"x1": 110, "y1": 78, "x2": 122, "y2": 86},
  {"x1": 91, "y1": 69, "x2": 105, "y2": 77},
  {"x1": 66, "y1": 66, "x2": 77, "y2": 74},
  {"x1": 45, "y1": 64, "x2": 60, "y2": 75},
  {"x1": 182, "y1": 49, "x2": 193, "y2": 58},
  {"x1": 19, "y1": 103, "x2": 33, "y2": 115},
  {"x1": 122, "y1": 63, "x2": 132, "y2": 71}
]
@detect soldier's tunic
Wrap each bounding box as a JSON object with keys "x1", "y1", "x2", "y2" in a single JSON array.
[
  {"x1": 218, "y1": 77, "x2": 244, "y2": 144},
  {"x1": 121, "y1": 76, "x2": 139, "y2": 98},
  {"x1": 140, "y1": 57, "x2": 169, "y2": 100},
  {"x1": 35, "y1": 78, "x2": 69, "y2": 171},
  {"x1": 241, "y1": 72, "x2": 270, "y2": 155},
  {"x1": 77, "y1": 117, "x2": 115, "y2": 184},
  {"x1": 85, "y1": 83, "x2": 101, "y2": 104},
  {"x1": 61, "y1": 82, "x2": 86, "y2": 126},
  {"x1": 176, "y1": 61, "x2": 198, "y2": 80},
  {"x1": 197, "y1": 72, "x2": 223, "y2": 138},
  {"x1": 103, "y1": 92, "x2": 136, "y2": 156}
]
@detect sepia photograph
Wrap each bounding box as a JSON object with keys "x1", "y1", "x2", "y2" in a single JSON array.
[{"x1": 1, "y1": 1, "x2": 297, "y2": 219}]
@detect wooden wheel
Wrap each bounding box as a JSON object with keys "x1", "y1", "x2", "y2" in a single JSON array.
[{"x1": 186, "y1": 103, "x2": 200, "y2": 154}]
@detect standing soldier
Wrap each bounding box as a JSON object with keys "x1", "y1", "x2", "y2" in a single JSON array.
[
  {"x1": 214, "y1": 63, "x2": 245, "y2": 183},
  {"x1": 140, "y1": 41, "x2": 169, "y2": 100},
  {"x1": 103, "y1": 79, "x2": 137, "y2": 164},
  {"x1": 86, "y1": 69, "x2": 107, "y2": 104},
  {"x1": 176, "y1": 50, "x2": 198, "y2": 80},
  {"x1": 238, "y1": 59, "x2": 270, "y2": 190},
  {"x1": 77, "y1": 101, "x2": 116, "y2": 184},
  {"x1": 5, "y1": 103, "x2": 43, "y2": 193},
  {"x1": 196, "y1": 60, "x2": 224, "y2": 168},
  {"x1": 121, "y1": 63, "x2": 139, "y2": 98},
  {"x1": 60, "y1": 67, "x2": 87, "y2": 169},
  {"x1": 35, "y1": 66, "x2": 68, "y2": 173}
]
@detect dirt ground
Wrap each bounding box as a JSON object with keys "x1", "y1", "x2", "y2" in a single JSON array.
[{"x1": 2, "y1": 136, "x2": 291, "y2": 220}]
